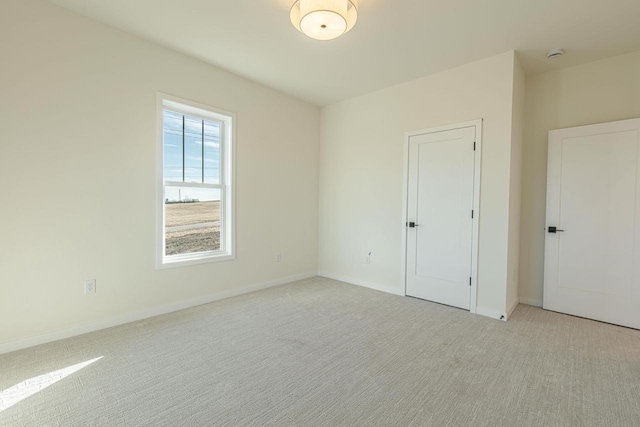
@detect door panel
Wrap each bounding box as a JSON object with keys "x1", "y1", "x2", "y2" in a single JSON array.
[
  {"x1": 558, "y1": 133, "x2": 637, "y2": 296},
  {"x1": 544, "y1": 119, "x2": 640, "y2": 329},
  {"x1": 406, "y1": 126, "x2": 476, "y2": 310}
]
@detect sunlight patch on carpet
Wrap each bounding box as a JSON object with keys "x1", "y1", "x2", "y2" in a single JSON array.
[{"x1": 0, "y1": 356, "x2": 103, "y2": 413}]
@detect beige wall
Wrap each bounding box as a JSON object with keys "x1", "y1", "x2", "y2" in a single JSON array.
[
  {"x1": 506, "y1": 55, "x2": 526, "y2": 315},
  {"x1": 319, "y1": 52, "x2": 518, "y2": 317},
  {"x1": 0, "y1": 0, "x2": 320, "y2": 346},
  {"x1": 519, "y1": 51, "x2": 640, "y2": 305},
  {"x1": 12, "y1": 0, "x2": 628, "y2": 347}
]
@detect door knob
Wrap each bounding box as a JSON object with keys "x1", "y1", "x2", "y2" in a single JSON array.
[
  {"x1": 548, "y1": 226, "x2": 565, "y2": 233},
  {"x1": 407, "y1": 222, "x2": 420, "y2": 228}
]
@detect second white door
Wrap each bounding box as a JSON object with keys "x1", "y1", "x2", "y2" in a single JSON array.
[
  {"x1": 544, "y1": 118, "x2": 640, "y2": 329},
  {"x1": 405, "y1": 125, "x2": 477, "y2": 310}
]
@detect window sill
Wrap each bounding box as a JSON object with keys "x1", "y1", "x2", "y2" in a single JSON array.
[{"x1": 157, "y1": 252, "x2": 235, "y2": 270}]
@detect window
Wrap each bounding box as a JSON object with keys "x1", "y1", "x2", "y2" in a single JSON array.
[{"x1": 157, "y1": 94, "x2": 234, "y2": 268}]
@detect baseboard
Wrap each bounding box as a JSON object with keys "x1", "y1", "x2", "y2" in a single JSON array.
[
  {"x1": 476, "y1": 306, "x2": 507, "y2": 321},
  {"x1": 317, "y1": 271, "x2": 405, "y2": 296},
  {"x1": 319, "y1": 272, "x2": 514, "y2": 321},
  {"x1": 519, "y1": 297, "x2": 543, "y2": 307},
  {"x1": 0, "y1": 271, "x2": 317, "y2": 356},
  {"x1": 507, "y1": 298, "x2": 519, "y2": 319}
]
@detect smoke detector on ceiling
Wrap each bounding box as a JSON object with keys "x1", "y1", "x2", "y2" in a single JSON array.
[{"x1": 546, "y1": 49, "x2": 565, "y2": 59}]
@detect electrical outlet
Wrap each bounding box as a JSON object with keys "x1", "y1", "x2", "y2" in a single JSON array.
[
  {"x1": 275, "y1": 253, "x2": 282, "y2": 263},
  {"x1": 84, "y1": 279, "x2": 96, "y2": 295},
  {"x1": 365, "y1": 252, "x2": 372, "y2": 264}
]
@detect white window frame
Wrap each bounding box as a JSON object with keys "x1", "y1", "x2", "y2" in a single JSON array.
[{"x1": 156, "y1": 93, "x2": 235, "y2": 269}]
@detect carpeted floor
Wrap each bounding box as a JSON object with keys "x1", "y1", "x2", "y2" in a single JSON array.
[{"x1": 1, "y1": 276, "x2": 640, "y2": 426}]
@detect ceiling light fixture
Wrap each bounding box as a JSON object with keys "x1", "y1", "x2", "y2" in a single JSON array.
[{"x1": 290, "y1": 0, "x2": 358, "y2": 41}]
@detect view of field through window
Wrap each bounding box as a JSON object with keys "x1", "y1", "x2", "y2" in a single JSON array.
[
  {"x1": 163, "y1": 109, "x2": 222, "y2": 256},
  {"x1": 165, "y1": 196, "x2": 221, "y2": 256}
]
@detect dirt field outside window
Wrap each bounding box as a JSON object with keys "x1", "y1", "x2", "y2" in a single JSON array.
[{"x1": 165, "y1": 201, "x2": 220, "y2": 255}]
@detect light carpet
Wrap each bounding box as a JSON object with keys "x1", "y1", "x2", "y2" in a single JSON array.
[{"x1": 1, "y1": 276, "x2": 640, "y2": 426}]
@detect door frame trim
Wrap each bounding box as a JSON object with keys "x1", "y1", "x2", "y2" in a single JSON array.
[{"x1": 401, "y1": 119, "x2": 483, "y2": 313}]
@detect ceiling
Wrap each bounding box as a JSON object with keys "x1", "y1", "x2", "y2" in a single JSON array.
[{"x1": 47, "y1": 0, "x2": 640, "y2": 106}]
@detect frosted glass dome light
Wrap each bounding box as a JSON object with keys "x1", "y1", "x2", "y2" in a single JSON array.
[{"x1": 290, "y1": 0, "x2": 358, "y2": 41}]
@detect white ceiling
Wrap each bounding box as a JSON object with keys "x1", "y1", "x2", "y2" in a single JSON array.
[{"x1": 48, "y1": 0, "x2": 640, "y2": 106}]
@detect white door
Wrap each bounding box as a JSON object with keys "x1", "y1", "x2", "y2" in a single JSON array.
[
  {"x1": 544, "y1": 118, "x2": 640, "y2": 329},
  {"x1": 405, "y1": 125, "x2": 477, "y2": 310}
]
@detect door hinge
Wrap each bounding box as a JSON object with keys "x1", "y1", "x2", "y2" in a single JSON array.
[
  {"x1": 471, "y1": 210, "x2": 474, "y2": 219},
  {"x1": 469, "y1": 277, "x2": 472, "y2": 286},
  {"x1": 473, "y1": 141, "x2": 476, "y2": 151}
]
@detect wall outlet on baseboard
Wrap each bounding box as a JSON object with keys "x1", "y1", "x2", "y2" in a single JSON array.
[
  {"x1": 275, "y1": 253, "x2": 282, "y2": 263},
  {"x1": 365, "y1": 252, "x2": 372, "y2": 265},
  {"x1": 84, "y1": 279, "x2": 96, "y2": 295}
]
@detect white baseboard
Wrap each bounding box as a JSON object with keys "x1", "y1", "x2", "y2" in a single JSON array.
[
  {"x1": 317, "y1": 271, "x2": 405, "y2": 296},
  {"x1": 319, "y1": 272, "x2": 513, "y2": 322},
  {"x1": 476, "y1": 306, "x2": 507, "y2": 321},
  {"x1": 506, "y1": 298, "x2": 519, "y2": 319},
  {"x1": 519, "y1": 297, "x2": 543, "y2": 307},
  {"x1": 0, "y1": 271, "x2": 317, "y2": 356}
]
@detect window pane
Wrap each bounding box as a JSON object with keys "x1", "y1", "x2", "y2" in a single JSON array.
[
  {"x1": 184, "y1": 115, "x2": 203, "y2": 183},
  {"x1": 165, "y1": 186, "x2": 221, "y2": 256},
  {"x1": 204, "y1": 120, "x2": 221, "y2": 184},
  {"x1": 163, "y1": 111, "x2": 183, "y2": 181}
]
